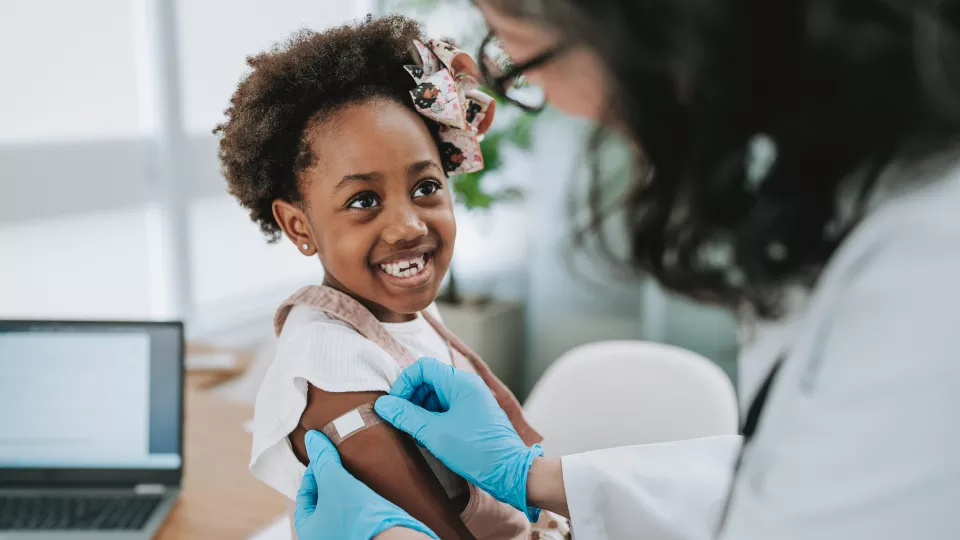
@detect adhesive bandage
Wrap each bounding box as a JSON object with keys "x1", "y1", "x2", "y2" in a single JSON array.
[{"x1": 319, "y1": 402, "x2": 385, "y2": 446}]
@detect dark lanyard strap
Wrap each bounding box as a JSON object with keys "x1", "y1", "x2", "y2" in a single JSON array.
[
  {"x1": 714, "y1": 358, "x2": 784, "y2": 537},
  {"x1": 741, "y1": 359, "x2": 783, "y2": 441}
]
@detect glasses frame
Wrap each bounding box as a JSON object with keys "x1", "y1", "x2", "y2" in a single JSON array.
[{"x1": 477, "y1": 32, "x2": 568, "y2": 113}]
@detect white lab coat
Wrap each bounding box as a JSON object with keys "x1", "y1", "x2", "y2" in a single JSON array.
[{"x1": 561, "y1": 153, "x2": 960, "y2": 539}]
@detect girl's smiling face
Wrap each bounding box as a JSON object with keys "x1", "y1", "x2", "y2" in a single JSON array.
[{"x1": 272, "y1": 98, "x2": 455, "y2": 322}]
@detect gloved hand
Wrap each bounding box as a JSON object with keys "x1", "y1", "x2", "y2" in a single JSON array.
[
  {"x1": 374, "y1": 357, "x2": 544, "y2": 522},
  {"x1": 294, "y1": 430, "x2": 439, "y2": 540}
]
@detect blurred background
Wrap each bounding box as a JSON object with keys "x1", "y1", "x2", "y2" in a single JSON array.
[{"x1": 0, "y1": 0, "x2": 739, "y2": 398}]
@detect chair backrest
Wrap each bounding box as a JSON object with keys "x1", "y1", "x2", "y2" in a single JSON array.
[{"x1": 523, "y1": 340, "x2": 738, "y2": 458}]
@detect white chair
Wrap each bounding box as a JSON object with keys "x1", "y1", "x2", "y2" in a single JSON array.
[{"x1": 523, "y1": 340, "x2": 738, "y2": 458}]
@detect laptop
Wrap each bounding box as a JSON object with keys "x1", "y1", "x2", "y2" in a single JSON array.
[{"x1": 0, "y1": 321, "x2": 184, "y2": 539}]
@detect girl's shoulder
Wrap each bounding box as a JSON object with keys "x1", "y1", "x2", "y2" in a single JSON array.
[
  {"x1": 270, "y1": 303, "x2": 401, "y2": 393},
  {"x1": 281, "y1": 301, "x2": 445, "y2": 338},
  {"x1": 280, "y1": 302, "x2": 351, "y2": 333},
  {"x1": 276, "y1": 303, "x2": 375, "y2": 355},
  {"x1": 273, "y1": 300, "x2": 447, "y2": 369},
  {"x1": 275, "y1": 304, "x2": 363, "y2": 355}
]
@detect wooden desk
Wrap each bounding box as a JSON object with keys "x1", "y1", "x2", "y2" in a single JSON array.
[
  {"x1": 156, "y1": 388, "x2": 287, "y2": 539},
  {"x1": 184, "y1": 342, "x2": 257, "y2": 390}
]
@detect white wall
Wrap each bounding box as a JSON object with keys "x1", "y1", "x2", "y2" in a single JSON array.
[
  {"x1": 0, "y1": 0, "x2": 142, "y2": 143},
  {"x1": 0, "y1": 208, "x2": 154, "y2": 319},
  {"x1": 176, "y1": 0, "x2": 372, "y2": 135}
]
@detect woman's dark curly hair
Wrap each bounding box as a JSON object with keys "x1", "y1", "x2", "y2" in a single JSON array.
[
  {"x1": 214, "y1": 15, "x2": 426, "y2": 240},
  {"x1": 484, "y1": 0, "x2": 960, "y2": 317}
]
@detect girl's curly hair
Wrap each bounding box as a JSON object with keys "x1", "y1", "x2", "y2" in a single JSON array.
[{"x1": 214, "y1": 15, "x2": 425, "y2": 240}]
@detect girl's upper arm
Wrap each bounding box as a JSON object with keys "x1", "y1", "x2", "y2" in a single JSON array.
[{"x1": 289, "y1": 384, "x2": 475, "y2": 540}]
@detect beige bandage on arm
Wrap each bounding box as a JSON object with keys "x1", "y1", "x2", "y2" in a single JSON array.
[{"x1": 319, "y1": 402, "x2": 384, "y2": 446}]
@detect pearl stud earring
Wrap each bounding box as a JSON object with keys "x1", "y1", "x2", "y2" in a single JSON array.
[{"x1": 302, "y1": 244, "x2": 309, "y2": 251}]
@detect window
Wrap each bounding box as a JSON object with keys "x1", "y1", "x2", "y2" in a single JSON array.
[{"x1": 1, "y1": 0, "x2": 372, "y2": 333}]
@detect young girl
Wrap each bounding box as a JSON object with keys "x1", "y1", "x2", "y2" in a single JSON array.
[{"x1": 215, "y1": 15, "x2": 568, "y2": 540}]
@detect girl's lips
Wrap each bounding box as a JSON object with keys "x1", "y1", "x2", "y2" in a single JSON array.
[{"x1": 371, "y1": 245, "x2": 437, "y2": 267}]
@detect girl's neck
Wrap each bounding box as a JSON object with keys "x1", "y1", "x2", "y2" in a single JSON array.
[{"x1": 321, "y1": 275, "x2": 416, "y2": 323}]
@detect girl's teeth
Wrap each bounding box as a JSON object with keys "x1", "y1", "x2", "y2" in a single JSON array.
[{"x1": 379, "y1": 255, "x2": 429, "y2": 278}]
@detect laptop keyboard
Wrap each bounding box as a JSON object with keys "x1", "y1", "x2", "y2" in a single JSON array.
[{"x1": 0, "y1": 495, "x2": 163, "y2": 531}]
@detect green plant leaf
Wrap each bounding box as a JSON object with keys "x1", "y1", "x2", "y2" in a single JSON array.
[
  {"x1": 479, "y1": 132, "x2": 504, "y2": 171},
  {"x1": 452, "y1": 171, "x2": 495, "y2": 210},
  {"x1": 503, "y1": 112, "x2": 535, "y2": 150}
]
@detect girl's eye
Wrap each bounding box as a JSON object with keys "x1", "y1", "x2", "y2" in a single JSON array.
[
  {"x1": 413, "y1": 179, "x2": 443, "y2": 198},
  {"x1": 346, "y1": 192, "x2": 381, "y2": 209}
]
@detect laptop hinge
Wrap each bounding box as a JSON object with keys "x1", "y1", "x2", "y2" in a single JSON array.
[{"x1": 133, "y1": 484, "x2": 167, "y2": 495}]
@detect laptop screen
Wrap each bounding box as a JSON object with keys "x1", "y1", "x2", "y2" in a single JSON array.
[{"x1": 0, "y1": 322, "x2": 182, "y2": 471}]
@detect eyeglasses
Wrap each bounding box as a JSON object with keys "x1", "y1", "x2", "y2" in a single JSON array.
[{"x1": 477, "y1": 32, "x2": 568, "y2": 113}]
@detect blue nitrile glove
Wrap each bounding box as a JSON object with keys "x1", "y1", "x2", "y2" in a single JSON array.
[
  {"x1": 294, "y1": 430, "x2": 439, "y2": 540},
  {"x1": 374, "y1": 357, "x2": 544, "y2": 522}
]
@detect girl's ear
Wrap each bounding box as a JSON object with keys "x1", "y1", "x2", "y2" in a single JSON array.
[{"x1": 272, "y1": 199, "x2": 318, "y2": 257}]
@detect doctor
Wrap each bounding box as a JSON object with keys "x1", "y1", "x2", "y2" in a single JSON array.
[{"x1": 293, "y1": 0, "x2": 960, "y2": 538}]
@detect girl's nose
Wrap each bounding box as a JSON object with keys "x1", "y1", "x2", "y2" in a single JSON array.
[{"x1": 381, "y1": 205, "x2": 428, "y2": 245}]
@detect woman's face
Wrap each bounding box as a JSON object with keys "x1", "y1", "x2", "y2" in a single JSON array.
[
  {"x1": 477, "y1": 1, "x2": 607, "y2": 121},
  {"x1": 273, "y1": 99, "x2": 456, "y2": 323}
]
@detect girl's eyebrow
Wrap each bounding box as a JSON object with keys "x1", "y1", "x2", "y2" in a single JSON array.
[
  {"x1": 333, "y1": 160, "x2": 440, "y2": 192},
  {"x1": 408, "y1": 160, "x2": 442, "y2": 176},
  {"x1": 334, "y1": 171, "x2": 382, "y2": 192}
]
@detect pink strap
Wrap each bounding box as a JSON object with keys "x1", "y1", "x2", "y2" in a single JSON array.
[
  {"x1": 420, "y1": 311, "x2": 543, "y2": 447},
  {"x1": 275, "y1": 285, "x2": 542, "y2": 446},
  {"x1": 274, "y1": 286, "x2": 417, "y2": 367}
]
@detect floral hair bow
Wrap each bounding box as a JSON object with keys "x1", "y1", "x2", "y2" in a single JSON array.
[{"x1": 405, "y1": 39, "x2": 496, "y2": 175}]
